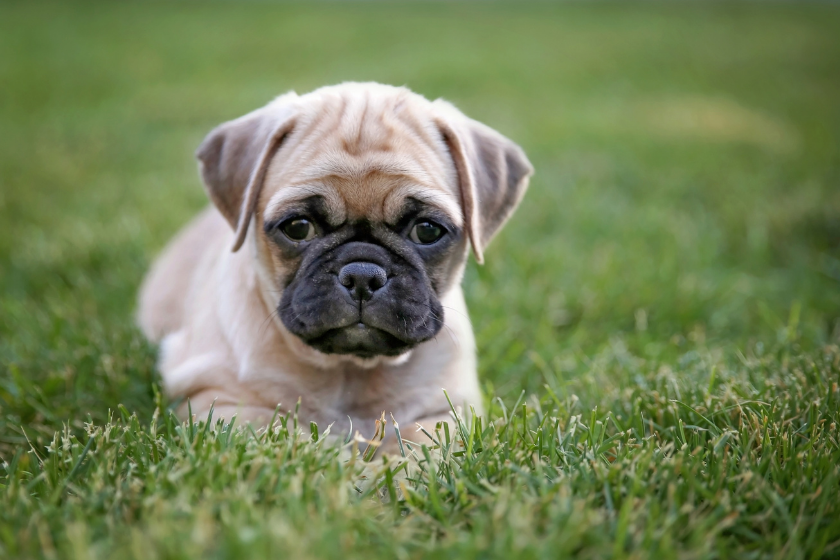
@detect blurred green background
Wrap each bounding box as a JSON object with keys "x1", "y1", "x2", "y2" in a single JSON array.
[
  {"x1": 2, "y1": 2, "x2": 840, "y2": 558},
  {"x1": 1, "y1": 0, "x2": 839, "y2": 462}
]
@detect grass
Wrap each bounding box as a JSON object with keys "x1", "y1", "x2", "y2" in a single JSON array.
[{"x1": 1, "y1": 1, "x2": 839, "y2": 558}]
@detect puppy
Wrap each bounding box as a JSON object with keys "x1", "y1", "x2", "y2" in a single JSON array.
[{"x1": 138, "y1": 82, "x2": 532, "y2": 447}]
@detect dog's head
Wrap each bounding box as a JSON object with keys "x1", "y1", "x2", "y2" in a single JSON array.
[{"x1": 196, "y1": 83, "x2": 532, "y2": 363}]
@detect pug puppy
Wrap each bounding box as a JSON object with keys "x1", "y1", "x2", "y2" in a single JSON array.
[{"x1": 138, "y1": 82, "x2": 532, "y2": 447}]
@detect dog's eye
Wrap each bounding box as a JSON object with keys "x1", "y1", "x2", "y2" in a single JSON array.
[
  {"x1": 280, "y1": 218, "x2": 316, "y2": 242},
  {"x1": 409, "y1": 220, "x2": 445, "y2": 245}
]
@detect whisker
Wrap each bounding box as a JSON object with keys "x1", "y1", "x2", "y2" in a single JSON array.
[
  {"x1": 258, "y1": 306, "x2": 282, "y2": 337},
  {"x1": 422, "y1": 305, "x2": 460, "y2": 349},
  {"x1": 439, "y1": 305, "x2": 470, "y2": 320}
]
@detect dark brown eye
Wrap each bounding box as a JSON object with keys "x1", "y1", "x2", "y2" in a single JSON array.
[
  {"x1": 409, "y1": 221, "x2": 445, "y2": 245},
  {"x1": 280, "y1": 218, "x2": 315, "y2": 241}
]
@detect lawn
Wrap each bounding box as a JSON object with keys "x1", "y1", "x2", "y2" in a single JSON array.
[{"x1": 1, "y1": 1, "x2": 840, "y2": 558}]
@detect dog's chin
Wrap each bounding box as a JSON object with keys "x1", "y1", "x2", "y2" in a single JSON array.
[
  {"x1": 305, "y1": 323, "x2": 414, "y2": 359},
  {"x1": 342, "y1": 350, "x2": 413, "y2": 369},
  {"x1": 276, "y1": 319, "x2": 413, "y2": 370}
]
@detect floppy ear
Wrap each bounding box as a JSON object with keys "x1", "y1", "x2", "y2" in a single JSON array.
[
  {"x1": 435, "y1": 106, "x2": 533, "y2": 264},
  {"x1": 196, "y1": 93, "x2": 298, "y2": 252}
]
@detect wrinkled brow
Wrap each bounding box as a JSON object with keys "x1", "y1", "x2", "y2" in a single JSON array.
[
  {"x1": 263, "y1": 184, "x2": 347, "y2": 226},
  {"x1": 383, "y1": 184, "x2": 463, "y2": 227},
  {"x1": 264, "y1": 181, "x2": 462, "y2": 229}
]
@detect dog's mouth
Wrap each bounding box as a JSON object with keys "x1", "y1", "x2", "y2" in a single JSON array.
[{"x1": 304, "y1": 322, "x2": 414, "y2": 358}]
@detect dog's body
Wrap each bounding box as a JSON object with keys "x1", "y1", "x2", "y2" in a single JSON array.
[{"x1": 138, "y1": 83, "x2": 531, "y2": 442}]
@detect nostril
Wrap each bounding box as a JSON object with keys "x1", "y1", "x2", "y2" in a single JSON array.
[
  {"x1": 338, "y1": 262, "x2": 388, "y2": 299},
  {"x1": 368, "y1": 268, "x2": 387, "y2": 291},
  {"x1": 368, "y1": 274, "x2": 388, "y2": 291}
]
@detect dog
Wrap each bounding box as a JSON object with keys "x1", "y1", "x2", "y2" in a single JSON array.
[{"x1": 138, "y1": 82, "x2": 532, "y2": 449}]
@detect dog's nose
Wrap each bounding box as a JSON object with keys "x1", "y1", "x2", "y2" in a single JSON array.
[{"x1": 338, "y1": 262, "x2": 388, "y2": 302}]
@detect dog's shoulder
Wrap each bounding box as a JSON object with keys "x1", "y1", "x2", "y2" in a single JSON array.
[{"x1": 137, "y1": 206, "x2": 229, "y2": 341}]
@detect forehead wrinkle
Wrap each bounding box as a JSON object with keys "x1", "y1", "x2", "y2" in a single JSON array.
[
  {"x1": 285, "y1": 119, "x2": 345, "y2": 173},
  {"x1": 387, "y1": 113, "x2": 457, "y2": 195},
  {"x1": 272, "y1": 95, "x2": 350, "y2": 177},
  {"x1": 298, "y1": 148, "x2": 446, "y2": 190},
  {"x1": 351, "y1": 91, "x2": 370, "y2": 148},
  {"x1": 333, "y1": 92, "x2": 451, "y2": 188},
  {"x1": 399, "y1": 138, "x2": 454, "y2": 194},
  {"x1": 262, "y1": 89, "x2": 459, "y2": 229},
  {"x1": 263, "y1": 107, "x2": 339, "y2": 190},
  {"x1": 337, "y1": 91, "x2": 384, "y2": 156},
  {"x1": 397, "y1": 104, "x2": 448, "y2": 162},
  {"x1": 296, "y1": 93, "x2": 456, "y2": 194},
  {"x1": 284, "y1": 100, "x2": 336, "y2": 158}
]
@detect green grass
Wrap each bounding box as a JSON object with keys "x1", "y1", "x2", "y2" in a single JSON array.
[{"x1": 2, "y1": 1, "x2": 840, "y2": 558}]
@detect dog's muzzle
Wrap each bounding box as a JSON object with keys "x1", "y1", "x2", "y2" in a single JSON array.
[{"x1": 279, "y1": 241, "x2": 443, "y2": 358}]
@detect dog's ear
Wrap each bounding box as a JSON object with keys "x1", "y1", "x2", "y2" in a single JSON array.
[
  {"x1": 434, "y1": 103, "x2": 533, "y2": 264},
  {"x1": 196, "y1": 93, "x2": 298, "y2": 252}
]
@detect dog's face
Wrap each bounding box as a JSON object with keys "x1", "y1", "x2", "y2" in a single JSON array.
[
  {"x1": 262, "y1": 188, "x2": 463, "y2": 360},
  {"x1": 196, "y1": 83, "x2": 532, "y2": 362}
]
